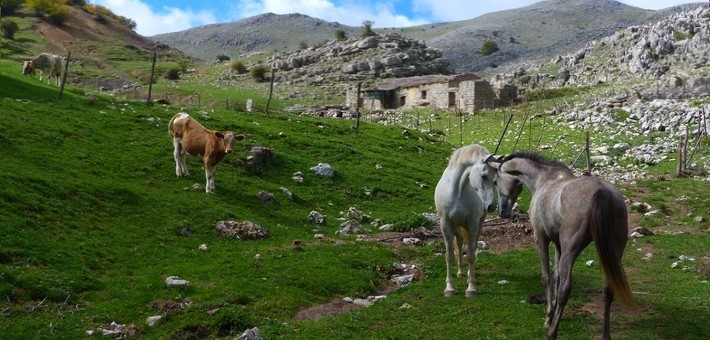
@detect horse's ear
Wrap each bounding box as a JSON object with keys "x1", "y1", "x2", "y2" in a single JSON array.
[{"x1": 214, "y1": 131, "x2": 225, "y2": 139}]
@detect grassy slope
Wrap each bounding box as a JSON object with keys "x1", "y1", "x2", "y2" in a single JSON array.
[{"x1": 1, "y1": 57, "x2": 708, "y2": 339}]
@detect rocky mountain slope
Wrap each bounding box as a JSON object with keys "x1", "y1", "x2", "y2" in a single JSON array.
[{"x1": 149, "y1": 0, "x2": 704, "y2": 72}]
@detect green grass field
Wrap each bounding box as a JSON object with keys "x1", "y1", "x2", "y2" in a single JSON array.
[{"x1": 1, "y1": 41, "x2": 708, "y2": 340}]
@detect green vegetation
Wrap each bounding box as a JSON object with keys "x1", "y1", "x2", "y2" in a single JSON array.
[
  {"x1": 361, "y1": 20, "x2": 376, "y2": 37},
  {"x1": 0, "y1": 0, "x2": 25, "y2": 15},
  {"x1": 1, "y1": 19, "x2": 20, "y2": 39},
  {"x1": 26, "y1": 0, "x2": 70, "y2": 25},
  {"x1": 335, "y1": 29, "x2": 347, "y2": 41},
  {"x1": 0, "y1": 7, "x2": 707, "y2": 339},
  {"x1": 250, "y1": 64, "x2": 268, "y2": 82},
  {"x1": 480, "y1": 41, "x2": 500, "y2": 56},
  {"x1": 217, "y1": 54, "x2": 231, "y2": 62}
]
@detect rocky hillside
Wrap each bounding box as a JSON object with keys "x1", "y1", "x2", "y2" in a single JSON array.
[
  {"x1": 151, "y1": 13, "x2": 360, "y2": 62},
  {"x1": 503, "y1": 6, "x2": 709, "y2": 96},
  {"x1": 266, "y1": 34, "x2": 452, "y2": 87},
  {"x1": 149, "y1": 0, "x2": 704, "y2": 72}
]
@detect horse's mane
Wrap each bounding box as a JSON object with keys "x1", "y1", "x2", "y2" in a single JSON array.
[
  {"x1": 503, "y1": 152, "x2": 569, "y2": 168},
  {"x1": 447, "y1": 144, "x2": 490, "y2": 167}
]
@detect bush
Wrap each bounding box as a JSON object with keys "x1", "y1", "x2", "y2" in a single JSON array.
[
  {"x1": 27, "y1": 0, "x2": 70, "y2": 25},
  {"x1": 0, "y1": 0, "x2": 25, "y2": 15},
  {"x1": 250, "y1": 65, "x2": 267, "y2": 82},
  {"x1": 335, "y1": 29, "x2": 347, "y2": 41},
  {"x1": 230, "y1": 60, "x2": 246, "y2": 74},
  {"x1": 217, "y1": 54, "x2": 231, "y2": 62},
  {"x1": 163, "y1": 68, "x2": 180, "y2": 80},
  {"x1": 361, "y1": 20, "x2": 376, "y2": 37},
  {"x1": 177, "y1": 59, "x2": 191, "y2": 72},
  {"x1": 1, "y1": 20, "x2": 20, "y2": 40},
  {"x1": 299, "y1": 40, "x2": 308, "y2": 49},
  {"x1": 480, "y1": 41, "x2": 499, "y2": 56}
]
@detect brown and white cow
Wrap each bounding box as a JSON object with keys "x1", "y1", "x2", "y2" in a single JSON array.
[
  {"x1": 22, "y1": 53, "x2": 64, "y2": 87},
  {"x1": 168, "y1": 112, "x2": 245, "y2": 194}
]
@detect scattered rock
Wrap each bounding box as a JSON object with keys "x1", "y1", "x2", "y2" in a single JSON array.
[
  {"x1": 198, "y1": 244, "x2": 208, "y2": 250},
  {"x1": 308, "y1": 211, "x2": 327, "y2": 224},
  {"x1": 310, "y1": 163, "x2": 334, "y2": 177},
  {"x1": 165, "y1": 276, "x2": 189, "y2": 288},
  {"x1": 215, "y1": 220, "x2": 268, "y2": 240},
  {"x1": 257, "y1": 191, "x2": 276, "y2": 204},
  {"x1": 498, "y1": 280, "x2": 509, "y2": 285},
  {"x1": 292, "y1": 171, "x2": 304, "y2": 183},
  {"x1": 146, "y1": 315, "x2": 162, "y2": 327},
  {"x1": 585, "y1": 260, "x2": 596, "y2": 267},
  {"x1": 237, "y1": 327, "x2": 263, "y2": 340}
]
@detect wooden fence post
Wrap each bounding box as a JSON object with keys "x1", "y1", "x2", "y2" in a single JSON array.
[
  {"x1": 355, "y1": 83, "x2": 362, "y2": 130},
  {"x1": 147, "y1": 52, "x2": 156, "y2": 104},
  {"x1": 585, "y1": 130, "x2": 592, "y2": 175},
  {"x1": 58, "y1": 51, "x2": 71, "y2": 100},
  {"x1": 264, "y1": 68, "x2": 275, "y2": 113}
]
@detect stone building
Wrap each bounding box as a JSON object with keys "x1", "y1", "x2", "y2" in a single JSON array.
[{"x1": 347, "y1": 74, "x2": 516, "y2": 113}]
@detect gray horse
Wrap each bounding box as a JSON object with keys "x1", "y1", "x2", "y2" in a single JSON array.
[{"x1": 490, "y1": 152, "x2": 634, "y2": 339}]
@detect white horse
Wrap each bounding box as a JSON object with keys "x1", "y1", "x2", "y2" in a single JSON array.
[{"x1": 434, "y1": 144, "x2": 497, "y2": 297}]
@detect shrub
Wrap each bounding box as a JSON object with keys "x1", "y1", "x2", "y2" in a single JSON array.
[
  {"x1": 1, "y1": 20, "x2": 20, "y2": 40},
  {"x1": 230, "y1": 60, "x2": 246, "y2": 74},
  {"x1": 250, "y1": 65, "x2": 267, "y2": 82},
  {"x1": 163, "y1": 68, "x2": 180, "y2": 80},
  {"x1": 335, "y1": 29, "x2": 347, "y2": 41},
  {"x1": 217, "y1": 54, "x2": 231, "y2": 62},
  {"x1": 298, "y1": 40, "x2": 308, "y2": 49},
  {"x1": 480, "y1": 41, "x2": 499, "y2": 56},
  {"x1": 27, "y1": 0, "x2": 70, "y2": 25},
  {"x1": 177, "y1": 59, "x2": 191, "y2": 72},
  {"x1": 0, "y1": 0, "x2": 25, "y2": 15},
  {"x1": 361, "y1": 20, "x2": 376, "y2": 37}
]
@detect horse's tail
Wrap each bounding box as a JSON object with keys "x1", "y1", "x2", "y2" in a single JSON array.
[
  {"x1": 590, "y1": 189, "x2": 635, "y2": 308},
  {"x1": 168, "y1": 114, "x2": 178, "y2": 138}
]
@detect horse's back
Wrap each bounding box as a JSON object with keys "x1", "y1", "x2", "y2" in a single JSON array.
[{"x1": 560, "y1": 177, "x2": 627, "y2": 235}]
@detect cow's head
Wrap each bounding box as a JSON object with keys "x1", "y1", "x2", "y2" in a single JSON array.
[
  {"x1": 216, "y1": 131, "x2": 245, "y2": 154},
  {"x1": 22, "y1": 61, "x2": 35, "y2": 76}
]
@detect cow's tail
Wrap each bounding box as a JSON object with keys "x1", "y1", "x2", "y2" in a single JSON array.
[
  {"x1": 168, "y1": 114, "x2": 178, "y2": 138},
  {"x1": 590, "y1": 189, "x2": 635, "y2": 308}
]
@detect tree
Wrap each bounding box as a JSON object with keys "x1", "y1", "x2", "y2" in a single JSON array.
[
  {"x1": 335, "y1": 29, "x2": 347, "y2": 41},
  {"x1": 480, "y1": 41, "x2": 499, "y2": 56},
  {"x1": 361, "y1": 20, "x2": 376, "y2": 37},
  {"x1": 216, "y1": 54, "x2": 231, "y2": 62},
  {"x1": 1, "y1": 20, "x2": 20, "y2": 40}
]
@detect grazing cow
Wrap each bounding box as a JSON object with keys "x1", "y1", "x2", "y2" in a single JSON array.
[
  {"x1": 168, "y1": 112, "x2": 245, "y2": 194},
  {"x1": 22, "y1": 53, "x2": 64, "y2": 86}
]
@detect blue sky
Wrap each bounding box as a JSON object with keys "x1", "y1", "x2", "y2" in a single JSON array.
[{"x1": 90, "y1": 0, "x2": 703, "y2": 36}]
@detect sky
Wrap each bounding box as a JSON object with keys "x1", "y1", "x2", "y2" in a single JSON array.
[{"x1": 89, "y1": 0, "x2": 704, "y2": 36}]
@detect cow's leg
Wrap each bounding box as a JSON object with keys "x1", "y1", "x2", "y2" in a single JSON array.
[
  {"x1": 204, "y1": 163, "x2": 215, "y2": 194},
  {"x1": 172, "y1": 138, "x2": 184, "y2": 177}
]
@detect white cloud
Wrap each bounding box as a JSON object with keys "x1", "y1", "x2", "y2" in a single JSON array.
[
  {"x1": 91, "y1": 0, "x2": 217, "y2": 36},
  {"x1": 411, "y1": 0, "x2": 534, "y2": 22},
  {"x1": 230, "y1": 0, "x2": 429, "y2": 28}
]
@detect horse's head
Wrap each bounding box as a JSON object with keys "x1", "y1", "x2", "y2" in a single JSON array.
[
  {"x1": 470, "y1": 154, "x2": 498, "y2": 213},
  {"x1": 488, "y1": 156, "x2": 523, "y2": 218}
]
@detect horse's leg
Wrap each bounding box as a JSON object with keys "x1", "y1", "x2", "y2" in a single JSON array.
[
  {"x1": 464, "y1": 216, "x2": 483, "y2": 297},
  {"x1": 454, "y1": 227, "x2": 465, "y2": 277},
  {"x1": 441, "y1": 220, "x2": 456, "y2": 297},
  {"x1": 602, "y1": 284, "x2": 614, "y2": 340},
  {"x1": 535, "y1": 231, "x2": 553, "y2": 330},
  {"x1": 547, "y1": 242, "x2": 561, "y2": 328},
  {"x1": 547, "y1": 236, "x2": 587, "y2": 340}
]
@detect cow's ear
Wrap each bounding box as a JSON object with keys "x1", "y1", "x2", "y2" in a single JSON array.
[
  {"x1": 214, "y1": 131, "x2": 225, "y2": 139},
  {"x1": 235, "y1": 134, "x2": 245, "y2": 141}
]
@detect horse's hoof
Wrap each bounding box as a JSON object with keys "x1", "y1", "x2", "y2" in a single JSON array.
[
  {"x1": 465, "y1": 290, "x2": 477, "y2": 298},
  {"x1": 444, "y1": 290, "x2": 455, "y2": 297}
]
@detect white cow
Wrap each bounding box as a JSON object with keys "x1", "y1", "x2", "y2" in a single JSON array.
[{"x1": 22, "y1": 53, "x2": 64, "y2": 86}]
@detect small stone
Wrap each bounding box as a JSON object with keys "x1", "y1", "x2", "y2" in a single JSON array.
[
  {"x1": 498, "y1": 280, "x2": 509, "y2": 285},
  {"x1": 402, "y1": 237, "x2": 421, "y2": 246},
  {"x1": 254, "y1": 254, "x2": 262, "y2": 260},
  {"x1": 394, "y1": 274, "x2": 414, "y2": 286},
  {"x1": 314, "y1": 234, "x2": 325, "y2": 240},
  {"x1": 586, "y1": 260, "x2": 596, "y2": 267},
  {"x1": 671, "y1": 261, "x2": 680, "y2": 268},
  {"x1": 400, "y1": 303, "x2": 412, "y2": 309},
  {"x1": 165, "y1": 276, "x2": 188, "y2": 288},
  {"x1": 146, "y1": 315, "x2": 162, "y2": 327},
  {"x1": 198, "y1": 244, "x2": 208, "y2": 250}
]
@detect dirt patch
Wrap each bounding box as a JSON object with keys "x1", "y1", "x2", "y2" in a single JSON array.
[
  {"x1": 292, "y1": 215, "x2": 534, "y2": 321},
  {"x1": 292, "y1": 299, "x2": 360, "y2": 321},
  {"x1": 149, "y1": 299, "x2": 190, "y2": 316}
]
